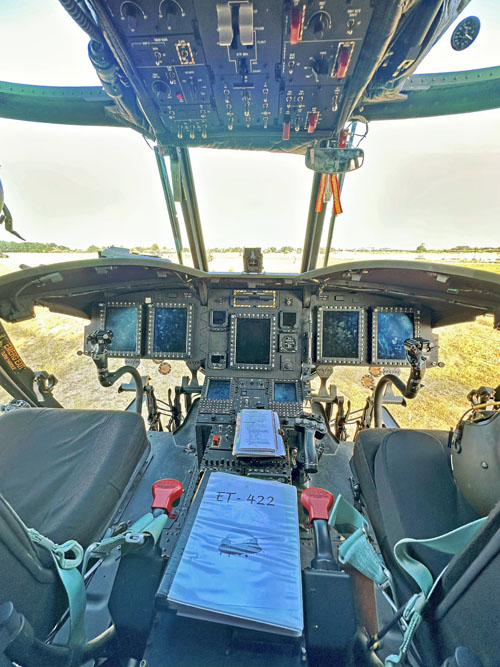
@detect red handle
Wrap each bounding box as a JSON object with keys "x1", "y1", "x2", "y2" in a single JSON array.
[
  {"x1": 301, "y1": 487, "x2": 334, "y2": 521},
  {"x1": 152, "y1": 478, "x2": 183, "y2": 518}
]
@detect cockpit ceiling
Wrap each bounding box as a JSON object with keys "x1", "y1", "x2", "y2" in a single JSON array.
[
  {"x1": 79, "y1": 0, "x2": 475, "y2": 151},
  {"x1": 2, "y1": 2, "x2": 500, "y2": 148}
]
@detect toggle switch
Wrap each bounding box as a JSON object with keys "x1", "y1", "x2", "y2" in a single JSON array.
[{"x1": 282, "y1": 112, "x2": 291, "y2": 140}]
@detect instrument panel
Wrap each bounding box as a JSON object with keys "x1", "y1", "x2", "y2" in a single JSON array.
[
  {"x1": 84, "y1": 287, "x2": 439, "y2": 371},
  {"x1": 198, "y1": 377, "x2": 304, "y2": 417}
]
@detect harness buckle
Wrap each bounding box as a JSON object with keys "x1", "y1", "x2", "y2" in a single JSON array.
[{"x1": 125, "y1": 532, "x2": 146, "y2": 545}]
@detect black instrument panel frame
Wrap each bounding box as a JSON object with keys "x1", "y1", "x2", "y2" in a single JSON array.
[{"x1": 83, "y1": 288, "x2": 438, "y2": 370}]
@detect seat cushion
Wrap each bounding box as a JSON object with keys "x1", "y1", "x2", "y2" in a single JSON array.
[{"x1": 0, "y1": 408, "x2": 149, "y2": 547}]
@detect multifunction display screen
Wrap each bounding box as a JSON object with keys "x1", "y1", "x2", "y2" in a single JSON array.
[
  {"x1": 235, "y1": 318, "x2": 271, "y2": 365},
  {"x1": 153, "y1": 307, "x2": 188, "y2": 354},
  {"x1": 274, "y1": 383, "x2": 297, "y2": 402},
  {"x1": 376, "y1": 311, "x2": 414, "y2": 361},
  {"x1": 206, "y1": 380, "x2": 231, "y2": 400},
  {"x1": 322, "y1": 310, "x2": 360, "y2": 360},
  {"x1": 104, "y1": 306, "x2": 139, "y2": 354}
]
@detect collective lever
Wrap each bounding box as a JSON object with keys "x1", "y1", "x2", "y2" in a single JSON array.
[
  {"x1": 152, "y1": 478, "x2": 183, "y2": 519},
  {"x1": 301, "y1": 487, "x2": 335, "y2": 569}
]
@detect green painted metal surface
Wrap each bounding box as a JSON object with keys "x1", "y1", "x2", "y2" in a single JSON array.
[
  {"x1": 360, "y1": 66, "x2": 500, "y2": 122},
  {"x1": 0, "y1": 81, "x2": 122, "y2": 127}
]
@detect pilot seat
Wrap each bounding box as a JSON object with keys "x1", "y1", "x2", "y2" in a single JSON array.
[
  {"x1": 0, "y1": 408, "x2": 149, "y2": 640},
  {"x1": 352, "y1": 427, "x2": 500, "y2": 666}
]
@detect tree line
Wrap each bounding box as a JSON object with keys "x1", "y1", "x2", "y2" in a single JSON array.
[{"x1": 1, "y1": 241, "x2": 499, "y2": 254}]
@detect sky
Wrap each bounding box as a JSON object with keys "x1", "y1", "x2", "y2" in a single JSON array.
[{"x1": 0, "y1": 0, "x2": 499, "y2": 252}]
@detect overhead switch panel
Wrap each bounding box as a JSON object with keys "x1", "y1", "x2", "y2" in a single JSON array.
[{"x1": 93, "y1": 0, "x2": 375, "y2": 148}]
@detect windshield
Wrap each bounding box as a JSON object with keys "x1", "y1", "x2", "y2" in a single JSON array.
[{"x1": 0, "y1": 0, "x2": 499, "y2": 272}]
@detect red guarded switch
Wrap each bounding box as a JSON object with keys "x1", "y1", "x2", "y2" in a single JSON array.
[
  {"x1": 307, "y1": 111, "x2": 319, "y2": 134},
  {"x1": 282, "y1": 120, "x2": 291, "y2": 140},
  {"x1": 335, "y1": 45, "x2": 352, "y2": 78},
  {"x1": 152, "y1": 478, "x2": 183, "y2": 518},
  {"x1": 290, "y1": 5, "x2": 305, "y2": 45},
  {"x1": 301, "y1": 487, "x2": 334, "y2": 521}
]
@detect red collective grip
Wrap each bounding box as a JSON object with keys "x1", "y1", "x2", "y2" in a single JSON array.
[
  {"x1": 300, "y1": 487, "x2": 334, "y2": 521},
  {"x1": 152, "y1": 478, "x2": 183, "y2": 517}
]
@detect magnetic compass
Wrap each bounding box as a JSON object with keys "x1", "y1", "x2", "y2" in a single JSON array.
[{"x1": 451, "y1": 16, "x2": 480, "y2": 51}]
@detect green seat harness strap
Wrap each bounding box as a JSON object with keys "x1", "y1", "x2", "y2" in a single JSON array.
[
  {"x1": 27, "y1": 511, "x2": 168, "y2": 648},
  {"x1": 82, "y1": 511, "x2": 168, "y2": 573},
  {"x1": 27, "y1": 529, "x2": 87, "y2": 647},
  {"x1": 328, "y1": 494, "x2": 486, "y2": 667},
  {"x1": 328, "y1": 494, "x2": 391, "y2": 587},
  {"x1": 385, "y1": 517, "x2": 486, "y2": 667}
]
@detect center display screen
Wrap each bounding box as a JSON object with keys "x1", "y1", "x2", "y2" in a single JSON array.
[
  {"x1": 274, "y1": 382, "x2": 297, "y2": 402},
  {"x1": 207, "y1": 379, "x2": 231, "y2": 400},
  {"x1": 376, "y1": 311, "x2": 414, "y2": 361},
  {"x1": 235, "y1": 318, "x2": 271, "y2": 365},
  {"x1": 321, "y1": 310, "x2": 360, "y2": 360},
  {"x1": 153, "y1": 307, "x2": 188, "y2": 354},
  {"x1": 104, "y1": 306, "x2": 138, "y2": 354}
]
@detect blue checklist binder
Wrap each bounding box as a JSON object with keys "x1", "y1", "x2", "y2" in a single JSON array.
[{"x1": 165, "y1": 472, "x2": 303, "y2": 637}]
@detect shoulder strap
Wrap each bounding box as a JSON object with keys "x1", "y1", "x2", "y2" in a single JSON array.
[
  {"x1": 328, "y1": 494, "x2": 486, "y2": 666},
  {"x1": 27, "y1": 512, "x2": 168, "y2": 648},
  {"x1": 27, "y1": 529, "x2": 86, "y2": 646},
  {"x1": 385, "y1": 518, "x2": 486, "y2": 666},
  {"x1": 328, "y1": 494, "x2": 390, "y2": 587}
]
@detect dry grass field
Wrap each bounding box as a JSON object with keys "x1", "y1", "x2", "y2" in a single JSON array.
[{"x1": 0, "y1": 256, "x2": 498, "y2": 435}]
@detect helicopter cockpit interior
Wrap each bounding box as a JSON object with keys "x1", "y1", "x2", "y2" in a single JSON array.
[{"x1": 0, "y1": 1, "x2": 500, "y2": 667}]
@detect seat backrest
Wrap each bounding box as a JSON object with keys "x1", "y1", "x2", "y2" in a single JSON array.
[
  {"x1": 0, "y1": 408, "x2": 149, "y2": 548},
  {"x1": 429, "y1": 502, "x2": 500, "y2": 667}
]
